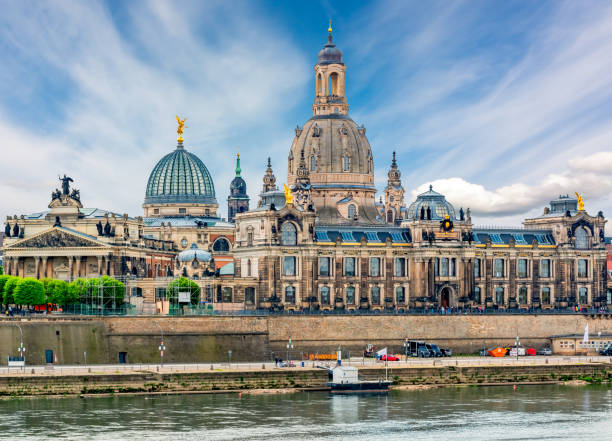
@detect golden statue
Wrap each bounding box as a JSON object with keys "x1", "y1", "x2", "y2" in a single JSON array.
[
  {"x1": 284, "y1": 184, "x2": 293, "y2": 205},
  {"x1": 575, "y1": 192, "x2": 584, "y2": 211},
  {"x1": 328, "y1": 19, "x2": 332, "y2": 33},
  {"x1": 176, "y1": 115, "x2": 187, "y2": 143}
]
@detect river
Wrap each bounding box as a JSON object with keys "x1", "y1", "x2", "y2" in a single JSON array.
[{"x1": 0, "y1": 385, "x2": 610, "y2": 440}]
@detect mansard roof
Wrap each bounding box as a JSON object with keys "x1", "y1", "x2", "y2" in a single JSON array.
[
  {"x1": 314, "y1": 226, "x2": 411, "y2": 245},
  {"x1": 472, "y1": 227, "x2": 555, "y2": 247}
]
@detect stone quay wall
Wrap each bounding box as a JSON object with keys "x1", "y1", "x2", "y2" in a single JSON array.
[{"x1": 0, "y1": 314, "x2": 609, "y2": 364}]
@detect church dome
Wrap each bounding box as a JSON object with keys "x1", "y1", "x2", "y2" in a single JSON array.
[
  {"x1": 145, "y1": 143, "x2": 217, "y2": 205},
  {"x1": 289, "y1": 115, "x2": 373, "y2": 185},
  {"x1": 407, "y1": 186, "x2": 457, "y2": 221},
  {"x1": 178, "y1": 243, "x2": 212, "y2": 262},
  {"x1": 318, "y1": 33, "x2": 343, "y2": 65}
]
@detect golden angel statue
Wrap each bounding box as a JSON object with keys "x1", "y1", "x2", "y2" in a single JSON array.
[
  {"x1": 284, "y1": 184, "x2": 293, "y2": 205},
  {"x1": 176, "y1": 115, "x2": 187, "y2": 142},
  {"x1": 575, "y1": 192, "x2": 584, "y2": 211}
]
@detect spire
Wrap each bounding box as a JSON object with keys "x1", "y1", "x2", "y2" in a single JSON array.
[
  {"x1": 235, "y1": 152, "x2": 241, "y2": 177},
  {"x1": 262, "y1": 157, "x2": 277, "y2": 193},
  {"x1": 391, "y1": 151, "x2": 397, "y2": 168}
]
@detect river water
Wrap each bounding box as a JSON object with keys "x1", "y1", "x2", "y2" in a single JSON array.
[{"x1": 0, "y1": 385, "x2": 610, "y2": 440}]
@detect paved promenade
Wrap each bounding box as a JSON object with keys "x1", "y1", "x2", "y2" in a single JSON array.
[{"x1": 1, "y1": 355, "x2": 609, "y2": 377}]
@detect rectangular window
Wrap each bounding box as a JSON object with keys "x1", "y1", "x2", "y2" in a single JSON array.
[
  {"x1": 396, "y1": 286, "x2": 405, "y2": 303},
  {"x1": 179, "y1": 208, "x2": 186, "y2": 214},
  {"x1": 370, "y1": 257, "x2": 380, "y2": 277},
  {"x1": 540, "y1": 259, "x2": 550, "y2": 278},
  {"x1": 221, "y1": 287, "x2": 233, "y2": 303},
  {"x1": 579, "y1": 287, "x2": 588, "y2": 304},
  {"x1": 441, "y1": 258, "x2": 449, "y2": 277},
  {"x1": 435, "y1": 258, "x2": 439, "y2": 276},
  {"x1": 155, "y1": 288, "x2": 166, "y2": 300},
  {"x1": 283, "y1": 256, "x2": 296, "y2": 276},
  {"x1": 474, "y1": 259, "x2": 481, "y2": 278},
  {"x1": 495, "y1": 287, "x2": 504, "y2": 304},
  {"x1": 519, "y1": 286, "x2": 527, "y2": 304},
  {"x1": 517, "y1": 259, "x2": 528, "y2": 278},
  {"x1": 319, "y1": 257, "x2": 330, "y2": 276},
  {"x1": 285, "y1": 286, "x2": 295, "y2": 304},
  {"x1": 578, "y1": 259, "x2": 588, "y2": 278},
  {"x1": 451, "y1": 258, "x2": 456, "y2": 277},
  {"x1": 494, "y1": 259, "x2": 504, "y2": 277},
  {"x1": 541, "y1": 287, "x2": 551, "y2": 304},
  {"x1": 245, "y1": 287, "x2": 255, "y2": 305},
  {"x1": 371, "y1": 286, "x2": 380, "y2": 305},
  {"x1": 344, "y1": 257, "x2": 356, "y2": 277},
  {"x1": 346, "y1": 286, "x2": 355, "y2": 305},
  {"x1": 394, "y1": 258, "x2": 406, "y2": 277},
  {"x1": 473, "y1": 286, "x2": 481, "y2": 303},
  {"x1": 320, "y1": 286, "x2": 330, "y2": 305}
]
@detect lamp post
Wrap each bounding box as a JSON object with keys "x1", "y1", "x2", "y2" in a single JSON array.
[
  {"x1": 154, "y1": 322, "x2": 165, "y2": 368},
  {"x1": 15, "y1": 324, "x2": 25, "y2": 369},
  {"x1": 286, "y1": 337, "x2": 293, "y2": 366}
]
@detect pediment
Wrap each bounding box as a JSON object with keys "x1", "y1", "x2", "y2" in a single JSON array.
[{"x1": 8, "y1": 228, "x2": 106, "y2": 249}]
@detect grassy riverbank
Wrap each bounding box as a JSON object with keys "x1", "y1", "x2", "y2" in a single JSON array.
[{"x1": 0, "y1": 361, "x2": 610, "y2": 398}]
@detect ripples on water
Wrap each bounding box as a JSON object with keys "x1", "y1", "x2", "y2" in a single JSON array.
[{"x1": 0, "y1": 385, "x2": 610, "y2": 440}]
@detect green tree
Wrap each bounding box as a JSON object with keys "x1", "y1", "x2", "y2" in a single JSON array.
[
  {"x1": 87, "y1": 276, "x2": 125, "y2": 307},
  {"x1": 0, "y1": 275, "x2": 11, "y2": 300},
  {"x1": 45, "y1": 279, "x2": 73, "y2": 306},
  {"x1": 14, "y1": 278, "x2": 45, "y2": 307},
  {"x1": 68, "y1": 278, "x2": 89, "y2": 303},
  {"x1": 0, "y1": 265, "x2": 4, "y2": 275},
  {"x1": 2, "y1": 276, "x2": 19, "y2": 306},
  {"x1": 167, "y1": 277, "x2": 200, "y2": 305}
]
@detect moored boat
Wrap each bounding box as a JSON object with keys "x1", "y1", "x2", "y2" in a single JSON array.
[{"x1": 327, "y1": 365, "x2": 392, "y2": 394}]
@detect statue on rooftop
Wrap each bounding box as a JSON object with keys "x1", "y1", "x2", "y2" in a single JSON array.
[
  {"x1": 4, "y1": 223, "x2": 10, "y2": 237},
  {"x1": 59, "y1": 175, "x2": 73, "y2": 195}
]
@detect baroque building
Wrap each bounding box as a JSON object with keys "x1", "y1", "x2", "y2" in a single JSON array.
[{"x1": 2, "y1": 27, "x2": 610, "y2": 312}]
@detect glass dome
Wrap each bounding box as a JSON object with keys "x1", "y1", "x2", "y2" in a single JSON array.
[
  {"x1": 178, "y1": 243, "x2": 212, "y2": 262},
  {"x1": 407, "y1": 185, "x2": 457, "y2": 221},
  {"x1": 145, "y1": 144, "x2": 217, "y2": 205}
]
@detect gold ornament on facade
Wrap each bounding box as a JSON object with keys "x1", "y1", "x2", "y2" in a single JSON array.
[
  {"x1": 575, "y1": 192, "x2": 584, "y2": 211},
  {"x1": 284, "y1": 184, "x2": 293, "y2": 205},
  {"x1": 176, "y1": 115, "x2": 187, "y2": 143}
]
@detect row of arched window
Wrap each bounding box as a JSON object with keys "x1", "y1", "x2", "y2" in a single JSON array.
[{"x1": 283, "y1": 285, "x2": 407, "y2": 305}]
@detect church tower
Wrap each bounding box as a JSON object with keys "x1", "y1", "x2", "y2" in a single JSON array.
[
  {"x1": 313, "y1": 22, "x2": 348, "y2": 116},
  {"x1": 384, "y1": 151, "x2": 404, "y2": 224},
  {"x1": 227, "y1": 153, "x2": 249, "y2": 223},
  {"x1": 262, "y1": 157, "x2": 277, "y2": 193}
]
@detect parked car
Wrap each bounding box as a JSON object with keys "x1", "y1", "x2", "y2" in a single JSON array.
[
  {"x1": 600, "y1": 344, "x2": 612, "y2": 356},
  {"x1": 427, "y1": 344, "x2": 444, "y2": 357},
  {"x1": 526, "y1": 348, "x2": 537, "y2": 356},
  {"x1": 479, "y1": 348, "x2": 489, "y2": 357},
  {"x1": 380, "y1": 354, "x2": 400, "y2": 361},
  {"x1": 440, "y1": 348, "x2": 452, "y2": 357},
  {"x1": 537, "y1": 347, "x2": 552, "y2": 356}
]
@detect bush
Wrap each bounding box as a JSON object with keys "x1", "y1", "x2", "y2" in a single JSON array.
[
  {"x1": 167, "y1": 277, "x2": 200, "y2": 305},
  {"x1": 14, "y1": 278, "x2": 46, "y2": 306},
  {"x1": 2, "y1": 276, "x2": 19, "y2": 306}
]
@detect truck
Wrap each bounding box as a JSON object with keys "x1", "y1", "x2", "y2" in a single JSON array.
[{"x1": 404, "y1": 340, "x2": 430, "y2": 358}]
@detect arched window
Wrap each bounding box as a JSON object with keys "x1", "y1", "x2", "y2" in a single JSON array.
[
  {"x1": 247, "y1": 259, "x2": 252, "y2": 277},
  {"x1": 310, "y1": 155, "x2": 316, "y2": 171},
  {"x1": 343, "y1": 156, "x2": 350, "y2": 171},
  {"x1": 281, "y1": 222, "x2": 297, "y2": 246},
  {"x1": 317, "y1": 73, "x2": 323, "y2": 95},
  {"x1": 285, "y1": 286, "x2": 295, "y2": 304},
  {"x1": 348, "y1": 204, "x2": 356, "y2": 219},
  {"x1": 495, "y1": 286, "x2": 504, "y2": 305},
  {"x1": 473, "y1": 286, "x2": 481, "y2": 303},
  {"x1": 212, "y1": 237, "x2": 230, "y2": 252},
  {"x1": 575, "y1": 227, "x2": 588, "y2": 249},
  {"x1": 387, "y1": 210, "x2": 393, "y2": 223}
]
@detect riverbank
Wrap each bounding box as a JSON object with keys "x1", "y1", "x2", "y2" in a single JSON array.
[{"x1": 0, "y1": 360, "x2": 609, "y2": 398}]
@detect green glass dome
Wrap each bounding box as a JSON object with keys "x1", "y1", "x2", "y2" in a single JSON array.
[{"x1": 145, "y1": 143, "x2": 217, "y2": 205}]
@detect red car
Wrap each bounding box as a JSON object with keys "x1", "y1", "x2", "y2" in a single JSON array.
[
  {"x1": 379, "y1": 355, "x2": 400, "y2": 361},
  {"x1": 526, "y1": 348, "x2": 537, "y2": 356}
]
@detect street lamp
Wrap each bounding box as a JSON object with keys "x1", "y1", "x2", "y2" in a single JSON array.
[
  {"x1": 286, "y1": 337, "x2": 293, "y2": 366},
  {"x1": 153, "y1": 322, "x2": 165, "y2": 368},
  {"x1": 15, "y1": 324, "x2": 25, "y2": 369}
]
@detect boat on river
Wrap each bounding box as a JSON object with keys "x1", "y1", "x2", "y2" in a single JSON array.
[{"x1": 327, "y1": 365, "x2": 392, "y2": 394}]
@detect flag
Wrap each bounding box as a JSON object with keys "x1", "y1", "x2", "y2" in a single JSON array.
[
  {"x1": 376, "y1": 347, "x2": 387, "y2": 357},
  {"x1": 583, "y1": 323, "x2": 589, "y2": 343}
]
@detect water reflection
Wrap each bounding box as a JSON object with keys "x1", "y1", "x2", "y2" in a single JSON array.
[{"x1": 0, "y1": 385, "x2": 610, "y2": 440}]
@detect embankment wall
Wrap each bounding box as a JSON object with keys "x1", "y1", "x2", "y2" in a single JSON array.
[{"x1": 0, "y1": 314, "x2": 609, "y2": 364}]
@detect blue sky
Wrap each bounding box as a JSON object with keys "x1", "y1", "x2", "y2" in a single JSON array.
[{"x1": 1, "y1": 0, "x2": 611, "y2": 230}]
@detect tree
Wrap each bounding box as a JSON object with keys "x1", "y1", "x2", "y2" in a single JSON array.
[
  {"x1": 167, "y1": 277, "x2": 200, "y2": 305},
  {"x1": 87, "y1": 276, "x2": 125, "y2": 307},
  {"x1": 0, "y1": 265, "x2": 3, "y2": 275},
  {"x1": 14, "y1": 278, "x2": 45, "y2": 307},
  {"x1": 2, "y1": 276, "x2": 19, "y2": 306},
  {"x1": 45, "y1": 279, "x2": 73, "y2": 306},
  {"x1": 68, "y1": 278, "x2": 89, "y2": 303}
]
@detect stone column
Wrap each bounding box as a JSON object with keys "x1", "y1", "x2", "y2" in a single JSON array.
[
  {"x1": 68, "y1": 257, "x2": 74, "y2": 280},
  {"x1": 108, "y1": 256, "x2": 114, "y2": 277},
  {"x1": 41, "y1": 257, "x2": 48, "y2": 278},
  {"x1": 97, "y1": 257, "x2": 103, "y2": 276},
  {"x1": 34, "y1": 257, "x2": 40, "y2": 279},
  {"x1": 76, "y1": 257, "x2": 82, "y2": 278}
]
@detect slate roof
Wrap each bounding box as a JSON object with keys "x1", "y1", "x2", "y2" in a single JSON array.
[
  {"x1": 314, "y1": 226, "x2": 411, "y2": 245},
  {"x1": 472, "y1": 228, "x2": 555, "y2": 246}
]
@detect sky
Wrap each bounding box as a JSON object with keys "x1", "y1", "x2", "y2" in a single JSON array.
[{"x1": 1, "y1": 0, "x2": 611, "y2": 232}]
